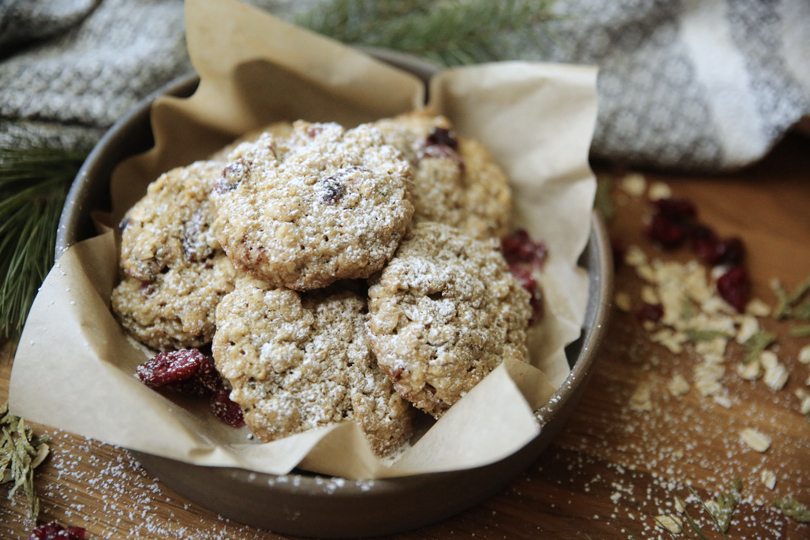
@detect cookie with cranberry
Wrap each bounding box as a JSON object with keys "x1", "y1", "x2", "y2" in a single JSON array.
[
  {"x1": 119, "y1": 160, "x2": 225, "y2": 281},
  {"x1": 374, "y1": 112, "x2": 512, "y2": 240},
  {"x1": 112, "y1": 253, "x2": 237, "y2": 351},
  {"x1": 212, "y1": 278, "x2": 415, "y2": 457},
  {"x1": 210, "y1": 121, "x2": 414, "y2": 291},
  {"x1": 366, "y1": 222, "x2": 532, "y2": 418},
  {"x1": 113, "y1": 160, "x2": 236, "y2": 350}
]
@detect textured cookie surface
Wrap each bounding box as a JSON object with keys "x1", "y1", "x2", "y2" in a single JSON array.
[
  {"x1": 213, "y1": 279, "x2": 415, "y2": 457},
  {"x1": 210, "y1": 121, "x2": 414, "y2": 290},
  {"x1": 112, "y1": 254, "x2": 237, "y2": 350},
  {"x1": 113, "y1": 161, "x2": 236, "y2": 350},
  {"x1": 374, "y1": 112, "x2": 512, "y2": 240},
  {"x1": 367, "y1": 222, "x2": 532, "y2": 417}
]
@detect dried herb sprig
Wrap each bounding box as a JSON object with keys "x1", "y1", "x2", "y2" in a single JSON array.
[
  {"x1": 772, "y1": 276, "x2": 810, "y2": 320},
  {"x1": 789, "y1": 324, "x2": 810, "y2": 338},
  {"x1": 297, "y1": 0, "x2": 556, "y2": 66},
  {"x1": 742, "y1": 332, "x2": 777, "y2": 364},
  {"x1": 0, "y1": 143, "x2": 88, "y2": 341},
  {"x1": 773, "y1": 498, "x2": 810, "y2": 523},
  {"x1": 1, "y1": 402, "x2": 50, "y2": 520}
]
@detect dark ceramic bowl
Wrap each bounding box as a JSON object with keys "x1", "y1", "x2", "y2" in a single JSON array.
[{"x1": 57, "y1": 49, "x2": 612, "y2": 538}]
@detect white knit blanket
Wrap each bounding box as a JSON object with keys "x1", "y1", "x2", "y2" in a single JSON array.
[{"x1": 1, "y1": 0, "x2": 808, "y2": 171}]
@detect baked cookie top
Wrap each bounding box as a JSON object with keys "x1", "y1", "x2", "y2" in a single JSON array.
[
  {"x1": 367, "y1": 222, "x2": 532, "y2": 418},
  {"x1": 374, "y1": 112, "x2": 512, "y2": 240},
  {"x1": 112, "y1": 252, "x2": 237, "y2": 351},
  {"x1": 120, "y1": 160, "x2": 225, "y2": 281},
  {"x1": 210, "y1": 121, "x2": 414, "y2": 291},
  {"x1": 212, "y1": 278, "x2": 415, "y2": 457}
]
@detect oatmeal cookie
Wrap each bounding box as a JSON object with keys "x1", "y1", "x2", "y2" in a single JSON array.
[
  {"x1": 112, "y1": 253, "x2": 237, "y2": 351},
  {"x1": 374, "y1": 112, "x2": 512, "y2": 240},
  {"x1": 212, "y1": 278, "x2": 415, "y2": 457},
  {"x1": 113, "y1": 161, "x2": 236, "y2": 350},
  {"x1": 367, "y1": 222, "x2": 532, "y2": 417},
  {"x1": 119, "y1": 161, "x2": 224, "y2": 281},
  {"x1": 210, "y1": 121, "x2": 414, "y2": 290}
]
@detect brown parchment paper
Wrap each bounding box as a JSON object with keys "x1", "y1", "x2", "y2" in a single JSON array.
[{"x1": 9, "y1": 0, "x2": 597, "y2": 480}]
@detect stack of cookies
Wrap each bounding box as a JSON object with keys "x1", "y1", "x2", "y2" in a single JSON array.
[{"x1": 112, "y1": 113, "x2": 533, "y2": 457}]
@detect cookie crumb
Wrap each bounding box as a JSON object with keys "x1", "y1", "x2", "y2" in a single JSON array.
[
  {"x1": 667, "y1": 374, "x2": 690, "y2": 397},
  {"x1": 648, "y1": 182, "x2": 672, "y2": 201},
  {"x1": 614, "y1": 291, "x2": 632, "y2": 312}
]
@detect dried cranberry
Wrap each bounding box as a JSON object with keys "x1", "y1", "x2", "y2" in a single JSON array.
[
  {"x1": 164, "y1": 355, "x2": 223, "y2": 396},
  {"x1": 320, "y1": 177, "x2": 346, "y2": 205},
  {"x1": 651, "y1": 198, "x2": 697, "y2": 220},
  {"x1": 637, "y1": 303, "x2": 664, "y2": 323},
  {"x1": 417, "y1": 144, "x2": 465, "y2": 168},
  {"x1": 426, "y1": 127, "x2": 459, "y2": 150},
  {"x1": 118, "y1": 216, "x2": 131, "y2": 232},
  {"x1": 137, "y1": 349, "x2": 205, "y2": 389},
  {"x1": 182, "y1": 210, "x2": 213, "y2": 263},
  {"x1": 716, "y1": 265, "x2": 750, "y2": 312},
  {"x1": 509, "y1": 264, "x2": 544, "y2": 325},
  {"x1": 714, "y1": 237, "x2": 745, "y2": 266},
  {"x1": 502, "y1": 230, "x2": 548, "y2": 268},
  {"x1": 647, "y1": 213, "x2": 687, "y2": 248},
  {"x1": 210, "y1": 389, "x2": 245, "y2": 427},
  {"x1": 690, "y1": 224, "x2": 719, "y2": 263},
  {"x1": 30, "y1": 523, "x2": 85, "y2": 540},
  {"x1": 215, "y1": 159, "x2": 249, "y2": 194}
]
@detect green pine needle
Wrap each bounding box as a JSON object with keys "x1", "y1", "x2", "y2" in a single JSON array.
[
  {"x1": 0, "y1": 144, "x2": 87, "y2": 341},
  {"x1": 297, "y1": 0, "x2": 556, "y2": 66}
]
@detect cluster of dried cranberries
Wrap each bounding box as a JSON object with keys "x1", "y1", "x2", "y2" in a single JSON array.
[
  {"x1": 647, "y1": 197, "x2": 750, "y2": 312},
  {"x1": 502, "y1": 229, "x2": 548, "y2": 325},
  {"x1": 137, "y1": 349, "x2": 244, "y2": 427},
  {"x1": 29, "y1": 523, "x2": 85, "y2": 540}
]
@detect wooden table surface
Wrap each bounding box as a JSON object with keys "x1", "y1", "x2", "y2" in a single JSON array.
[{"x1": 2, "y1": 134, "x2": 810, "y2": 539}]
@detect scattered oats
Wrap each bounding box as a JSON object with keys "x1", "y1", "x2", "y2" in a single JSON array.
[
  {"x1": 636, "y1": 264, "x2": 656, "y2": 283},
  {"x1": 674, "y1": 497, "x2": 687, "y2": 513},
  {"x1": 713, "y1": 394, "x2": 732, "y2": 408},
  {"x1": 761, "y1": 470, "x2": 777, "y2": 490},
  {"x1": 695, "y1": 361, "x2": 724, "y2": 396},
  {"x1": 695, "y1": 336, "x2": 728, "y2": 359},
  {"x1": 629, "y1": 385, "x2": 653, "y2": 412},
  {"x1": 667, "y1": 374, "x2": 691, "y2": 397},
  {"x1": 737, "y1": 360, "x2": 762, "y2": 380},
  {"x1": 641, "y1": 285, "x2": 659, "y2": 305},
  {"x1": 741, "y1": 428, "x2": 771, "y2": 452},
  {"x1": 655, "y1": 515, "x2": 683, "y2": 534},
  {"x1": 736, "y1": 316, "x2": 760, "y2": 344},
  {"x1": 760, "y1": 351, "x2": 778, "y2": 370},
  {"x1": 625, "y1": 245, "x2": 647, "y2": 267},
  {"x1": 648, "y1": 182, "x2": 672, "y2": 201},
  {"x1": 614, "y1": 291, "x2": 632, "y2": 312},
  {"x1": 651, "y1": 329, "x2": 686, "y2": 354},
  {"x1": 746, "y1": 298, "x2": 771, "y2": 317},
  {"x1": 619, "y1": 173, "x2": 646, "y2": 197},
  {"x1": 701, "y1": 295, "x2": 737, "y2": 315},
  {"x1": 800, "y1": 396, "x2": 810, "y2": 415},
  {"x1": 672, "y1": 449, "x2": 684, "y2": 461},
  {"x1": 799, "y1": 345, "x2": 810, "y2": 364},
  {"x1": 763, "y1": 362, "x2": 788, "y2": 391}
]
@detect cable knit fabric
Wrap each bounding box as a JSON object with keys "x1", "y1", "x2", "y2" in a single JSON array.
[{"x1": 1, "y1": 0, "x2": 809, "y2": 170}]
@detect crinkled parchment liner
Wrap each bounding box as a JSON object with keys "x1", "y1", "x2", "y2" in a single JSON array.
[{"x1": 9, "y1": 0, "x2": 597, "y2": 480}]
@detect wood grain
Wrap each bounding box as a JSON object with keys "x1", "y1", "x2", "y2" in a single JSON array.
[{"x1": 2, "y1": 134, "x2": 810, "y2": 539}]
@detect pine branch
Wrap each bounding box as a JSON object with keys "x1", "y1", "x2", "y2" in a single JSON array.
[
  {"x1": 297, "y1": 0, "x2": 556, "y2": 66},
  {"x1": 0, "y1": 144, "x2": 87, "y2": 341}
]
